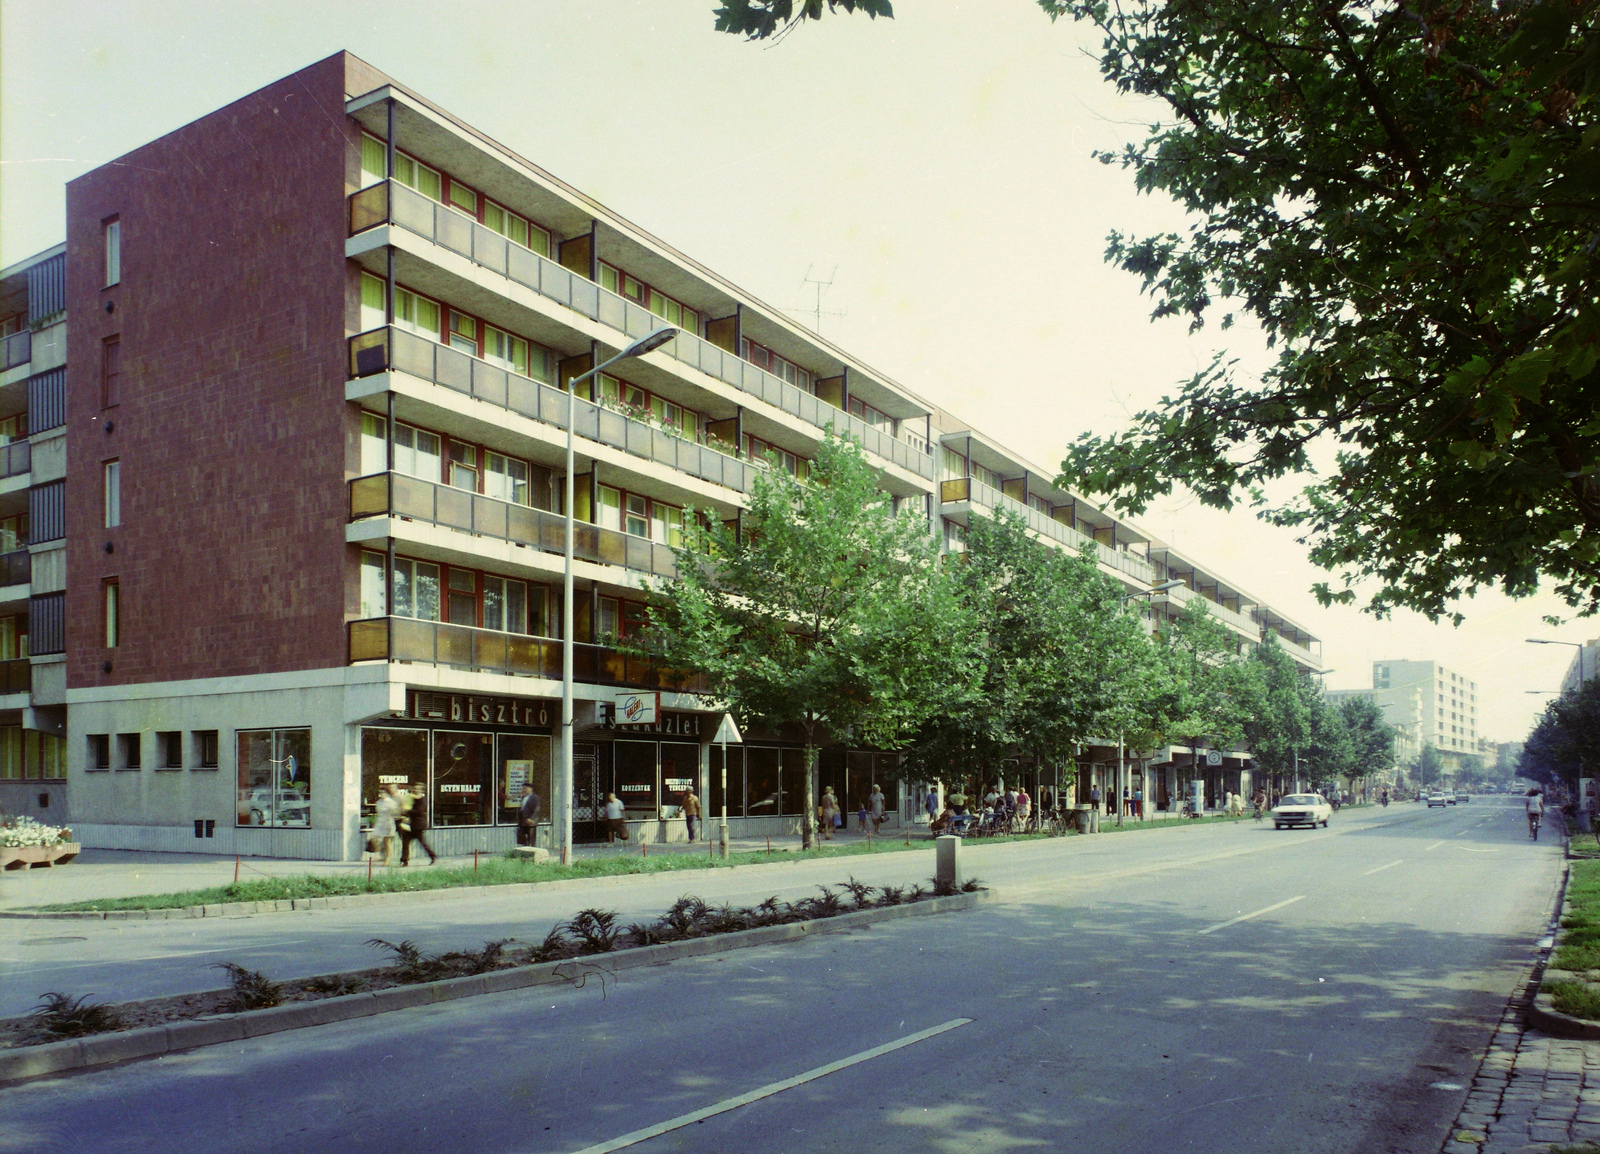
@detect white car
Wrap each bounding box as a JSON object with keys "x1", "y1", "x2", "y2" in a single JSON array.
[
  {"x1": 1272, "y1": 793, "x2": 1332, "y2": 830},
  {"x1": 245, "y1": 788, "x2": 310, "y2": 826},
  {"x1": 1426, "y1": 793, "x2": 1448, "y2": 808}
]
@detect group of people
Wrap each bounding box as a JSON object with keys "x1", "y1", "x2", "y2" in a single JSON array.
[
  {"x1": 928, "y1": 783, "x2": 1037, "y2": 835},
  {"x1": 367, "y1": 782, "x2": 437, "y2": 867}
]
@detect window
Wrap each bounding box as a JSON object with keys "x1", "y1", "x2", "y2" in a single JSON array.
[
  {"x1": 88, "y1": 733, "x2": 110, "y2": 770},
  {"x1": 360, "y1": 273, "x2": 386, "y2": 331},
  {"x1": 394, "y1": 152, "x2": 442, "y2": 201},
  {"x1": 359, "y1": 413, "x2": 441, "y2": 480},
  {"x1": 103, "y1": 579, "x2": 120, "y2": 648},
  {"x1": 104, "y1": 460, "x2": 121, "y2": 528},
  {"x1": 0, "y1": 727, "x2": 52, "y2": 781},
  {"x1": 361, "y1": 551, "x2": 387, "y2": 618},
  {"x1": 236, "y1": 728, "x2": 312, "y2": 828},
  {"x1": 482, "y1": 575, "x2": 529, "y2": 634},
  {"x1": 597, "y1": 485, "x2": 622, "y2": 532},
  {"x1": 625, "y1": 494, "x2": 648, "y2": 538},
  {"x1": 196, "y1": 730, "x2": 219, "y2": 769},
  {"x1": 447, "y1": 568, "x2": 477, "y2": 626},
  {"x1": 484, "y1": 452, "x2": 529, "y2": 505},
  {"x1": 740, "y1": 337, "x2": 811, "y2": 391},
  {"x1": 104, "y1": 218, "x2": 121, "y2": 287},
  {"x1": 447, "y1": 310, "x2": 478, "y2": 356},
  {"x1": 395, "y1": 286, "x2": 441, "y2": 338},
  {"x1": 0, "y1": 514, "x2": 27, "y2": 554},
  {"x1": 0, "y1": 415, "x2": 26, "y2": 446},
  {"x1": 118, "y1": 732, "x2": 141, "y2": 770},
  {"x1": 0, "y1": 616, "x2": 26, "y2": 660},
  {"x1": 447, "y1": 441, "x2": 478, "y2": 491},
  {"x1": 101, "y1": 336, "x2": 121, "y2": 408},
  {"x1": 360, "y1": 133, "x2": 387, "y2": 187},
  {"x1": 483, "y1": 325, "x2": 529, "y2": 376},
  {"x1": 597, "y1": 263, "x2": 698, "y2": 334},
  {"x1": 393, "y1": 557, "x2": 440, "y2": 621},
  {"x1": 159, "y1": 731, "x2": 182, "y2": 770},
  {"x1": 484, "y1": 201, "x2": 551, "y2": 258}
]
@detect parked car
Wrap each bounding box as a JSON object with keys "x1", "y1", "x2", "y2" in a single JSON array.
[
  {"x1": 1271, "y1": 793, "x2": 1332, "y2": 829},
  {"x1": 1456, "y1": 792, "x2": 1470, "y2": 803},
  {"x1": 1427, "y1": 793, "x2": 1448, "y2": 807},
  {"x1": 244, "y1": 788, "x2": 310, "y2": 826}
]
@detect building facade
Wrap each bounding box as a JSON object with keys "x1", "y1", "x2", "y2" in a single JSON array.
[
  {"x1": 7, "y1": 53, "x2": 1321, "y2": 858},
  {"x1": 1343, "y1": 660, "x2": 1481, "y2": 772}
]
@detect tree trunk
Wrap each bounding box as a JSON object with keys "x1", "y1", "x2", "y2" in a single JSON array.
[{"x1": 802, "y1": 741, "x2": 818, "y2": 850}]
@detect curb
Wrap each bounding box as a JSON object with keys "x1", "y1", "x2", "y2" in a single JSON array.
[
  {"x1": 1531, "y1": 859, "x2": 1600, "y2": 1040},
  {"x1": 0, "y1": 888, "x2": 993, "y2": 1084}
]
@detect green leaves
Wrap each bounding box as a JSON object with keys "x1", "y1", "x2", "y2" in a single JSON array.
[
  {"x1": 713, "y1": 0, "x2": 892, "y2": 41},
  {"x1": 1043, "y1": 0, "x2": 1600, "y2": 620}
]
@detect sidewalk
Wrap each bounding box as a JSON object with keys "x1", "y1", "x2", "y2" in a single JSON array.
[{"x1": 0, "y1": 829, "x2": 905, "y2": 911}]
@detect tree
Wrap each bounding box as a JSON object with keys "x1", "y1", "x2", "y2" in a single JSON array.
[
  {"x1": 710, "y1": 1, "x2": 1600, "y2": 620},
  {"x1": 1521, "y1": 679, "x2": 1600, "y2": 787},
  {"x1": 1145, "y1": 598, "x2": 1251, "y2": 776},
  {"x1": 902, "y1": 508, "x2": 1157, "y2": 795},
  {"x1": 1338, "y1": 695, "x2": 1396, "y2": 784},
  {"x1": 1413, "y1": 744, "x2": 1445, "y2": 789},
  {"x1": 1045, "y1": 0, "x2": 1600, "y2": 622},
  {"x1": 1304, "y1": 694, "x2": 1356, "y2": 792},
  {"x1": 638, "y1": 432, "x2": 977, "y2": 848},
  {"x1": 714, "y1": 0, "x2": 892, "y2": 41},
  {"x1": 1239, "y1": 634, "x2": 1313, "y2": 785}
]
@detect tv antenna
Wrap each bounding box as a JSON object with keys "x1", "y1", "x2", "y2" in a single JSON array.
[{"x1": 796, "y1": 264, "x2": 846, "y2": 336}]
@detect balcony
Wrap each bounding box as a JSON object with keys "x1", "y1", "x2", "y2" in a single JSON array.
[
  {"x1": 350, "y1": 472, "x2": 681, "y2": 580},
  {"x1": 1157, "y1": 583, "x2": 1260, "y2": 637},
  {"x1": 940, "y1": 475, "x2": 1156, "y2": 584},
  {"x1": 0, "y1": 330, "x2": 29, "y2": 373},
  {"x1": 348, "y1": 616, "x2": 706, "y2": 692},
  {"x1": 0, "y1": 441, "x2": 30, "y2": 480},
  {"x1": 349, "y1": 181, "x2": 934, "y2": 480},
  {"x1": 350, "y1": 328, "x2": 753, "y2": 495},
  {"x1": 0, "y1": 657, "x2": 30, "y2": 695},
  {"x1": 0, "y1": 550, "x2": 29, "y2": 587}
]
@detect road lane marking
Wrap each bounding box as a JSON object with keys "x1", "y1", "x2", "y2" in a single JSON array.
[
  {"x1": 563, "y1": 1017, "x2": 973, "y2": 1153},
  {"x1": 1195, "y1": 896, "x2": 1305, "y2": 936},
  {"x1": 1423, "y1": 840, "x2": 1447, "y2": 851},
  {"x1": 1363, "y1": 859, "x2": 1404, "y2": 876}
]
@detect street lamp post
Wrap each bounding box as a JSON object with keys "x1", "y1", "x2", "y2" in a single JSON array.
[
  {"x1": 556, "y1": 326, "x2": 679, "y2": 867},
  {"x1": 1528, "y1": 638, "x2": 1592, "y2": 690}
]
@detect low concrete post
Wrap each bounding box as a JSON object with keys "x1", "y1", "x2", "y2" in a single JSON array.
[
  {"x1": 719, "y1": 823, "x2": 729, "y2": 859},
  {"x1": 935, "y1": 835, "x2": 963, "y2": 889}
]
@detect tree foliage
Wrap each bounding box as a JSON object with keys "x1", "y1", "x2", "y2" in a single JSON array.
[
  {"x1": 1338, "y1": 695, "x2": 1397, "y2": 781},
  {"x1": 1145, "y1": 598, "x2": 1251, "y2": 753},
  {"x1": 1239, "y1": 634, "x2": 1313, "y2": 778},
  {"x1": 637, "y1": 432, "x2": 976, "y2": 847},
  {"x1": 713, "y1": 0, "x2": 892, "y2": 41},
  {"x1": 1521, "y1": 678, "x2": 1600, "y2": 785},
  {"x1": 902, "y1": 509, "x2": 1156, "y2": 788},
  {"x1": 1043, "y1": 0, "x2": 1600, "y2": 622},
  {"x1": 1413, "y1": 743, "x2": 1445, "y2": 787}
]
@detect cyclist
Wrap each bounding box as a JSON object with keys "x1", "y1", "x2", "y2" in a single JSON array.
[
  {"x1": 1380, "y1": 788, "x2": 1389, "y2": 808},
  {"x1": 1526, "y1": 789, "x2": 1545, "y2": 840}
]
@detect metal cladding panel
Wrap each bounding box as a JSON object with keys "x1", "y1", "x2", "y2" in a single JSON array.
[
  {"x1": 29, "y1": 480, "x2": 65, "y2": 542},
  {"x1": 26, "y1": 254, "x2": 66, "y2": 323},
  {"x1": 29, "y1": 591, "x2": 65, "y2": 654},
  {"x1": 29, "y1": 369, "x2": 66, "y2": 432}
]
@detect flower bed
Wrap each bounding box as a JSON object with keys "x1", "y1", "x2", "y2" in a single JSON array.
[{"x1": 1, "y1": 819, "x2": 79, "y2": 870}]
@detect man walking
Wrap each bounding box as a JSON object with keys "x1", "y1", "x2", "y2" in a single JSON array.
[
  {"x1": 681, "y1": 786, "x2": 701, "y2": 842},
  {"x1": 517, "y1": 783, "x2": 541, "y2": 847},
  {"x1": 398, "y1": 784, "x2": 437, "y2": 866}
]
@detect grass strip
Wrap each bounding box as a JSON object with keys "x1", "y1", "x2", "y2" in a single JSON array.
[
  {"x1": 35, "y1": 833, "x2": 1042, "y2": 913},
  {"x1": 1570, "y1": 834, "x2": 1600, "y2": 860}
]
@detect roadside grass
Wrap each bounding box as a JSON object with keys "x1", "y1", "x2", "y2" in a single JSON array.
[
  {"x1": 1548, "y1": 861, "x2": 1600, "y2": 1019},
  {"x1": 35, "y1": 832, "x2": 1044, "y2": 913},
  {"x1": 30, "y1": 805, "x2": 1325, "y2": 914},
  {"x1": 1547, "y1": 979, "x2": 1600, "y2": 1020},
  {"x1": 1568, "y1": 833, "x2": 1600, "y2": 860}
]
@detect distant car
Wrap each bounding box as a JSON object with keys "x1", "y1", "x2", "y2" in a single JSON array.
[
  {"x1": 1456, "y1": 792, "x2": 1470, "y2": 803},
  {"x1": 1427, "y1": 793, "x2": 1448, "y2": 807},
  {"x1": 1272, "y1": 793, "x2": 1332, "y2": 829},
  {"x1": 245, "y1": 787, "x2": 310, "y2": 826}
]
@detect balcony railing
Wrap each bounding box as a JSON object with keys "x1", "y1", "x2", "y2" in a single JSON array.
[
  {"x1": 0, "y1": 330, "x2": 30, "y2": 372},
  {"x1": 0, "y1": 657, "x2": 30, "y2": 695},
  {"x1": 0, "y1": 549, "x2": 30, "y2": 587},
  {"x1": 348, "y1": 616, "x2": 706, "y2": 692},
  {"x1": 1158, "y1": 583, "x2": 1261, "y2": 637},
  {"x1": 350, "y1": 180, "x2": 934, "y2": 479},
  {"x1": 350, "y1": 327, "x2": 753, "y2": 496},
  {"x1": 350, "y1": 472, "x2": 681, "y2": 580},
  {"x1": 940, "y1": 475, "x2": 1157, "y2": 584},
  {"x1": 0, "y1": 440, "x2": 30, "y2": 480}
]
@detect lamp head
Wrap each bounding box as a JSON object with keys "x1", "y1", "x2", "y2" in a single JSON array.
[{"x1": 621, "y1": 327, "x2": 678, "y2": 359}]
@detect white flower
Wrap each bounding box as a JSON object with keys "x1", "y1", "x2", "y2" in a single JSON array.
[{"x1": 0, "y1": 816, "x2": 71, "y2": 848}]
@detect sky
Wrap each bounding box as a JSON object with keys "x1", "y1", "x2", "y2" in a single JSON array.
[{"x1": 1, "y1": 0, "x2": 1588, "y2": 744}]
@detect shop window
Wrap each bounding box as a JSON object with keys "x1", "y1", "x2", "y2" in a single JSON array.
[
  {"x1": 433, "y1": 731, "x2": 493, "y2": 826},
  {"x1": 660, "y1": 742, "x2": 699, "y2": 821},
  {"x1": 710, "y1": 746, "x2": 743, "y2": 818},
  {"x1": 196, "y1": 730, "x2": 219, "y2": 769},
  {"x1": 360, "y1": 728, "x2": 428, "y2": 832},
  {"x1": 496, "y1": 734, "x2": 552, "y2": 826},
  {"x1": 88, "y1": 733, "x2": 110, "y2": 771},
  {"x1": 236, "y1": 728, "x2": 311, "y2": 827},
  {"x1": 615, "y1": 740, "x2": 657, "y2": 815},
  {"x1": 781, "y1": 748, "x2": 808, "y2": 816},
  {"x1": 745, "y1": 746, "x2": 781, "y2": 818}
]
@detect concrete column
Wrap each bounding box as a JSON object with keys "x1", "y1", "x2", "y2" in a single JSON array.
[
  {"x1": 552, "y1": 717, "x2": 571, "y2": 864},
  {"x1": 935, "y1": 835, "x2": 962, "y2": 889}
]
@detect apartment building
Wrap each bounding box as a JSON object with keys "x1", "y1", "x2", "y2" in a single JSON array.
[
  {"x1": 1358, "y1": 660, "x2": 1481, "y2": 771},
  {"x1": 0, "y1": 247, "x2": 70, "y2": 822},
  {"x1": 19, "y1": 52, "x2": 1320, "y2": 859}
]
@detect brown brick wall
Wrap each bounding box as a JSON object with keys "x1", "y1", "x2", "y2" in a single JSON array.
[{"x1": 64, "y1": 53, "x2": 387, "y2": 688}]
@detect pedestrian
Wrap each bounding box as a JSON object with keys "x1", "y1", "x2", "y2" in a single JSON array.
[
  {"x1": 1133, "y1": 786, "x2": 1143, "y2": 818},
  {"x1": 924, "y1": 784, "x2": 941, "y2": 825},
  {"x1": 1015, "y1": 786, "x2": 1032, "y2": 832},
  {"x1": 870, "y1": 783, "x2": 886, "y2": 829},
  {"x1": 603, "y1": 791, "x2": 628, "y2": 843},
  {"x1": 857, "y1": 801, "x2": 869, "y2": 833},
  {"x1": 516, "y1": 783, "x2": 542, "y2": 847},
  {"x1": 398, "y1": 784, "x2": 438, "y2": 865},
  {"x1": 1089, "y1": 782, "x2": 1102, "y2": 814},
  {"x1": 371, "y1": 782, "x2": 401, "y2": 866},
  {"x1": 681, "y1": 786, "x2": 701, "y2": 842},
  {"x1": 820, "y1": 787, "x2": 839, "y2": 840},
  {"x1": 1122, "y1": 785, "x2": 1131, "y2": 817}
]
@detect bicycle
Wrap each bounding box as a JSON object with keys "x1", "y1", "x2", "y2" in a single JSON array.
[{"x1": 1529, "y1": 812, "x2": 1542, "y2": 841}]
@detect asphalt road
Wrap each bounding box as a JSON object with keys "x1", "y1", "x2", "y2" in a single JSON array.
[{"x1": 0, "y1": 798, "x2": 1563, "y2": 1153}]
